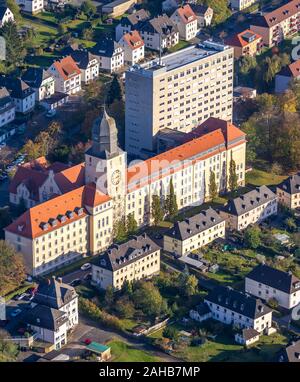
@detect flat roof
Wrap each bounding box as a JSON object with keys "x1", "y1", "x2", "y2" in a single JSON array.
[
  {"x1": 128, "y1": 41, "x2": 231, "y2": 75},
  {"x1": 86, "y1": 342, "x2": 110, "y2": 354}
]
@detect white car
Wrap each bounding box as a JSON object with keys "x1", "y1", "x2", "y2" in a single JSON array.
[
  {"x1": 81, "y1": 263, "x2": 91, "y2": 271},
  {"x1": 17, "y1": 293, "x2": 27, "y2": 301}
]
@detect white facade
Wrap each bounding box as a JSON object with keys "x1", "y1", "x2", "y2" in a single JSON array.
[
  {"x1": 36, "y1": 76, "x2": 55, "y2": 102},
  {"x1": 48, "y1": 65, "x2": 81, "y2": 95},
  {"x1": 30, "y1": 320, "x2": 67, "y2": 349},
  {"x1": 13, "y1": 92, "x2": 35, "y2": 114},
  {"x1": 170, "y1": 7, "x2": 198, "y2": 41},
  {"x1": 16, "y1": 0, "x2": 44, "y2": 14},
  {"x1": 81, "y1": 59, "x2": 99, "y2": 84},
  {"x1": 0, "y1": 7, "x2": 14, "y2": 27},
  {"x1": 98, "y1": 48, "x2": 124, "y2": 73},
  {"x1": 118, "y1": 35, "x2": 145, "y2": 65},
  {"x1": 245, "y1": 277, "x2": 300, "y2": 310},
  {"x1": 0, "y1": 99, "x2": 15, "y2": 128}
]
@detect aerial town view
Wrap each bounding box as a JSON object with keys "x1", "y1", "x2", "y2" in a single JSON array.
[{"x1": 0, "y1": 0, "x2": 300, "y2": 371}]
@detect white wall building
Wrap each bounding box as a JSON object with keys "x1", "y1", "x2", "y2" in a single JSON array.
[
  {"x1": 16, "y1": 0, "x2": 44, "y2": 14},
  {"x1": 0, "y1": 7, "x2": 14, "y2": 27},
  {"x1": 170, "y1": 5, "x2": 198, "y2": 41},
  {"x1": 0, "y1": 87, "x2": 15, "y2": 128},
  {"x1": 118, "y1": 30, "x2": 145, "y2": 65},
  {"x1": 48, "y1": 56, "x2": 81, "y2": 95}
]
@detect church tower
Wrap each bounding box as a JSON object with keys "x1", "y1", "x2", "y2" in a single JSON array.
[{"x1": 85, "y1": 107, "x2": 127, "y2": 218}]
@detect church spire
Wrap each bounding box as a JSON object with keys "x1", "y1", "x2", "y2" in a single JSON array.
[{"x1": 91, "y1": 106, "x2": 119, "y2": 157}]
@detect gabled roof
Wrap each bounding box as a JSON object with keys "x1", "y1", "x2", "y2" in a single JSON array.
[
  {"x1": 51, "y1": 56, "x2": 81, "y2": 80},
  {"x1": 119, "y1": 8, "x2": 150, "y2": 27},
  {"x1": 5, "y1": 183, "x2": 111, "y2": 239},
  {"x1": 93, "y1": 233, "x2": 160, "y2": 271},
  {"x1": 33, "y1": 276, "x2": 77, "y2": 309},
  {"x1": 121, "y1": 30, "x2": 144, "y2": 50},
  {"x1": 225, "y1": 29, "x2": 262, "y2": 48},
  {"x1": 280, "y1": 340, "x2": 300, "y2": 362},
  {"x1": 0, "y1": 76, "x2": 35, "y2": 99},
  {"x1": 239, "y1": 328, "x2": 260, "y2": 341},
  {"x1": 0, "y1": 86, "x2": 13, "y2": 108},
  {"x1": 190, "y1": 4, "x2": 212, "y2": 16},
  {"x1": 251, "y1": 0, "x2": 300, "y2": 28},
  {"x1": 246, "y1": 264, "x2": 300, "y2": 294},
  {"x1": 165, "y1": 207, "x2": 225, "y2": 241},
  {"x1": 277, "y1": 59, "x2": 300, "y2": 78},
  {"x1": 0, "y1": 6, "x2": 11, "y2": 20},
  {"x1": 205, "y1": 285, "x2": 272, "y2": 319},
  {"x1": 174, "y1": 5, "x2": 197, "y2": 24},
  {"x1": 22, "y1": 68, "x2": 53, "y2": 89},
  {"x1": 68, "y1": 49, "x2": 98, "y2": 70},
  {"x1": 139, "y1": 14, "x2": 179, "y2": 37},
  {"x1": 277, "y1": 172, "x2": 300, "y2": 194},
  {"x1": 223, "y1": 185, "x2": 277, "y2": 216},
  {"x1": 22, "y1": 304, "x2": 67, "y2": 331},
  {"x1": 90, "y1": 38, "x2": 123, "y2": 58},
  {"x1": 54, "y1": 163, "x2": 85, "y2": 194}
]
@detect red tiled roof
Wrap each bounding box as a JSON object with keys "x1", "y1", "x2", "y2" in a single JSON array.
[
  {"x1": 122, "y1": 30, "x2": 144, "y2": 50},
  {"x1": 52, "y1": 56, "x2": 81, "y2": 81},
  {"x1": 127, "y1": 119, "x2": 246, "y2": 190},
  {"x1": 252, "y1": 0, "x2": 300, "y2": 28},
  {"x1": 225, "y1": 29, "x2": 262, "y2": 48},
  {"x1": 54, "y1": 163, "x2": 85, "y2": 194},
  {"x1": 284, "y1": 59, "x2": 300, "y2": 77},
  {"x1": 176, "y1": 4, "x2": 197, "y2": 24},
  {"x1": 6, "y1": 184, "x2": 111, "y2": 239}
]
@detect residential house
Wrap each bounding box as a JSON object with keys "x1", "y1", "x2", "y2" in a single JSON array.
[
  {"x1": 137, "y1": 14, "x2": 179, "y2": 51},
  {"x1": 91, "y1": 233, "x2": 161, "y2": 290},
  {"x1": 0, "y1": 7, "x2": 14, "y2": 27},
  {"x1": 0, "y1": 77, "x2": 35, "y2": 114},
  {"x1": 115, "y1": 9, "x2": 150, "y2": 41},
  {"x1": 22, "y1": 68, "x2": 55, "y2": 102},
  {"x1": 234, "y1": 328, "x2": 260, "y2": 346},
  {"x1": 118, "y1": 30, "x2": 145, "y2": 65},
  {"x1": 33, "y1": 276, "x2": 78, "y2": 330},
  {"x1": 204, "y1": 285, "x2": 273, "y2": 333},
  {"x1": 275, "y1": 59, "x2": 300, "y2": 93},
  {"x1": 0, "y1": 87, "x2": 15, "y2": 128},
  {"x1": 229, "y1": 0, "x2": 257, "y2": 11},
  {"x1": 278, "y1": 340, "x2": 300, "y2": 362},
  {"x1": 222, "y1": 185, "x2": 278, "y2": 231},
  {"x1": 189, "y1": 303, "x2": 212, "y2": 322},
  {"x1": 9, "y1": 156, "x2": 85, "y2": 208},
  {"x1": 90, "y1": 39, "x2": 124, "y2": 73},
  {"x1": 276, "y1": 172, "x2": 300, "y2": 209},
  {"x1": 170, "y1": 5, "x2": 198, "y2": 41},
  {"x1": 102, "y1": 0, "x2": 138, "y2": 18},
  {"x1": 190, "y1": 4, "x2": 213, "y2": 27},
  {"x1": 48, "y1": 56, "x2": 81, "y2": 95},
  {"x1": 22, "y1": 304, "x2": 68, "y2": 349},
  {"x1": 225, "y1": 29, "x2": 263, "y2": 58},
  {"x1": 250, "y1": 0, "x2": 300, "y2": 47},
  {"x1": 16, "y1": 0, "x2": 44, "y2": 14},
  {"x1": 245, "y1": 264, "x2": 300, "y2": 310},
  {"x1": 163, "y1": 207, "x2": 226, "y2": 256},
  {"x1": 65, "y1": 48, "x2": 99, "y2": 84},
  {"x1": 233, "y1": 86, "x2": 257, "y2": 102}
]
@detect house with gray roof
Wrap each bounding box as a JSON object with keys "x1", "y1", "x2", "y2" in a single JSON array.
[
  {"x1": 234, "y1": 328, "x2": 260, "y2": 347},
  {"x1": 91, "y1": 233, "x2": 161, "y2": 290},
  {"x1": 33, "y1": 276, "x2": 78, "y2": 330},
  {"x1": 245, "y1": 264, "x2": 300, "y2": 310},
  {"x1": 204, "y1": 285, "x2": 273, "y2": 334},
  {"x1": 115, "y1": 8, "x2": 150, "y2": 40},
  {"x1": 90, "y1": 38, "x2": 124, "y2": 73},
  {"x1": 276, "y1": 173, "x2": 300, "y2": 210},
  {"x1": 0, "y1": 6, "x2": 14, "y2": 27},
  {"x1": 0, "y1": 76, "x2": 35, "y2": 114},
  {"x1": 222, "y1": 185, "x2": 278, "y2": 231},
  {"x1": 137, "y1": 14, "x2": 179, "y2": 51},
  {"x1": 278, "y1": 340, "x2": 300, "y2": 362},
  {"x1": 22, "y1": 68, "x2": 55, "y2": 102},
  {"x1": 163, "y1": 207, "x2": 226, "y2": 256},
  {"x1": 22, "y1": 304, "x2": 68, "y2": 350},
  {"x1": 0, "y1": 86, "x2": 15, "y2": 129}
]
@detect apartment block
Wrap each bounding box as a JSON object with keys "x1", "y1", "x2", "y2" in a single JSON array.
[
  {"x1": 222, "y1": 185, "x2": 278, "y2": 231},
  {"x1": 245, "y1": 264, "x2": 300, "y2": 310},
  {"x1": 91, "y1": 233, "x2": 160, "y2": 290},
  {"x1": 163, "y1": 207, "x2": 226, "y2": 256},
  {"x1": 230, "y1": 0, "x2": 257, "y2": 11},
  {"x1": 125, "y1": 41, "x2": 234, "y2": 157},
  {"x1": 250, "y1": 0, "x2": 300, "y2": 47},
  {"x1": 276, "y1": 172, "x2": 300, "y2": 209}
]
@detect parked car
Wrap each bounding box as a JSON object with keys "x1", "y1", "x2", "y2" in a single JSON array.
[
  {"x1": 10, "y1": 309, "x2": 22, "y2": 317},
  {"x1": 17, "y1": 293, "x2": 27, "y2": 301},
  {"x1": 70, "y1": 279, "x2": 81, "y2": 287},
  {"x1": 81, "y1": 263, "x2": 91, "y2": 271}
]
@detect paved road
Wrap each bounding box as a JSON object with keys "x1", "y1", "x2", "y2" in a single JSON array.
[{"x1": 62, "y1": 268, "x2": 91, "y2": 284}]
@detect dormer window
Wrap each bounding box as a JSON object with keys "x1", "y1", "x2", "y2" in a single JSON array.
[
  {"x1": 49, "y1": 218, "x2": 58, "y2": 227},
  {"x1": 66, "y1": 210, "x2": 74, "y2": 219},
  {"x1": 75, "y1": 207, "x2": 84, "y2": 216},
  {"x1": 58, "y1": 215, "x2": 67, "y2": 223},
  {"x1": 40, "y1": 222, "x2": 49, "y2": 231}
]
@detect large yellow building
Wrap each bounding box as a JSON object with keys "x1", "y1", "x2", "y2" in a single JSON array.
[{"x1": 5, "y1": 109, "x2": 246, "y2": 276}]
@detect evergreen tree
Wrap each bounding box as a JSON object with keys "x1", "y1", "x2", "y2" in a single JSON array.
[
  {"x1": 107, "y1": 75, "x2": 122, "y2": 106},
  {"x1": 209, "y1": 170, "x2": 218, "y2": 200},
  {"x1": 104, "y1": 285, "x2": 114, "y2": 307},
  {"x1": 114, "y1": 218, "x2": 127, "y2": 242},
  {"x1": 0, "y1": 21, "x2": 25, "y2": 67},
  {"x1": 151, "y1": 194, "x2": 164, "y2": 225},
  {"x1": 165, "y1": 178, "x2": 178, "y2": 218},
  {"x1": 229, "y1": 153, "x2": 238, "y2": 192},
  {"x1": 126, "y1": 213, "x2": 138, "y2": 235}
]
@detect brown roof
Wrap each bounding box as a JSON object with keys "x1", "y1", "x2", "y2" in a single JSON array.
[
  {"x1": 176, "y1": 4, "x2": 197, "y2": 24},
  {"x1": 122, "y1": 30, "x2": 144, "y2": 50},
  {"x1": 52, "y1": 56, "x2": 81, "y2": 81},
  {"x1": 279, "y1": 59, "x2": 300, "y2": 77},
  {"x1": 5, "y1": 184, "x2": 111, "y2": 239},
  {"x1": 225, "y1": 29, "x2": 262, "y2": 48},
  {"x1": 252, "y1": 0, "x2": 300, "y2": 28}
]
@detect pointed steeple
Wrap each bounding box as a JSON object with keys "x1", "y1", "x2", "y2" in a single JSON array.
[{"x1": 91, "y1": 106, "x2": 119, "y2": 157}]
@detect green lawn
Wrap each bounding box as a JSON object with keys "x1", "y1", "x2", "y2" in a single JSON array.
[
  {"x1": 246, "y1": 168, "x2": 286, "y2": 187},
  {"x1": 168, "y1": 40, "x2": 190, "y2": 53},
  {"x1": 107, "y1": 340, "x2": 161, "y2": 362}
]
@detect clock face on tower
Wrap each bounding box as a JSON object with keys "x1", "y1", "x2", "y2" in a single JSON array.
[{"x1": 111, "y1": 169, "x2": 121, "y2": 185}]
